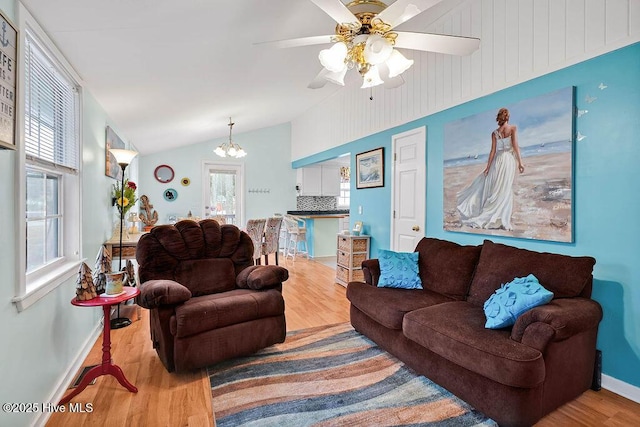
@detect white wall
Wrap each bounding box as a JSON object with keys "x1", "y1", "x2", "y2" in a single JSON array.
[
  {"x1": 291, "y1": 0, "x2": 640, "y2": 160},
  {"x1": 138, "y1": 123, "x2": 296, "y2": 227}
]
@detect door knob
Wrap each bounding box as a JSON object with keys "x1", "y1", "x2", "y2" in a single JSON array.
[{"x1": 412, "y1": 225, "x2": 420, "y2": 232}]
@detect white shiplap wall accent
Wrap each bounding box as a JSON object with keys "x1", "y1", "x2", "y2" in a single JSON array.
[{"x1": 291, "y1": 0, "x2": 640, "y2": 161}]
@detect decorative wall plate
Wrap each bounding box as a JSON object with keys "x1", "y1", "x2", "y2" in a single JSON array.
[
  {"x1": 181, "y1": 177, "x2": 190, "y2": 186},
  {"x1": 163, "y1": 188, "x2": 178, "y2": 201}
]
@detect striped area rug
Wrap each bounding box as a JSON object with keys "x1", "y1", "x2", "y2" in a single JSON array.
[{"x1": 208, "y1": 323, "x2": 496, "y2": 426}]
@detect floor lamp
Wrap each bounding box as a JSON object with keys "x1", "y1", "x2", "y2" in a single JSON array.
[{"x1": 109, "y1": 148, "x2": 138, "y2": 329}]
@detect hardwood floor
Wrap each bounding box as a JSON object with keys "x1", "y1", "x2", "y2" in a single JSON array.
[{"x1": 47, "y1": 255, "x2": 639, "y2": 426}]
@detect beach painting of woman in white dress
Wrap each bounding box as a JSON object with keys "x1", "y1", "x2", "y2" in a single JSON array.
[{"x1": 443, "y1": 87, "x2": 574, "y2": 242}]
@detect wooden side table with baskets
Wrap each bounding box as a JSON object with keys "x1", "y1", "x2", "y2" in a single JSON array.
[{"x1": 335, "y1": 234, "x2": 370, "y2": 287}]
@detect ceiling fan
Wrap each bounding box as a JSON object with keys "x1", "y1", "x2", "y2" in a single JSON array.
[{"x1": 257, "y1": 0, "x2": 480, "y2": 89}]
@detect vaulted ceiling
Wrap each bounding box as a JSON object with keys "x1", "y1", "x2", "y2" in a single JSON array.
[{"x1": 20, "y1": 0, "x2": 462, "y2": 154}]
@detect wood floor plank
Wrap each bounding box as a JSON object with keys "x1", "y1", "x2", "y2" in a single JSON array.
[{"x1": 46, "y1": 257, "x2": 640, "y2": 426}]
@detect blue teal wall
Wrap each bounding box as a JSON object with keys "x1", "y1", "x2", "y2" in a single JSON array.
[{"x1": 294, "y1": 43, "x2": 640, "y2": 388}]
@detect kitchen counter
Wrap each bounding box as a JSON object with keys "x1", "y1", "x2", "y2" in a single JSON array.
[{"x1": 286, "y1": 210, "x2": 350, "y2": 257}]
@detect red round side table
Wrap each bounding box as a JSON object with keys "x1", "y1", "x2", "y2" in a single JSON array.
[{"x1": 59, "y1": 286, "x2": 140, "y2": 405}]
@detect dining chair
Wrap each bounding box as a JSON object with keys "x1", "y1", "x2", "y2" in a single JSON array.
[
  {"x1": 245, "y1": 218, "x2": 266, "y2": 265},
  {"x1": 261, "y1": 217, "x2": 283, "y2": 265}
]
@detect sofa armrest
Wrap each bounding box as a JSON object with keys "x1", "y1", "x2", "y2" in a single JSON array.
[
  {"x1": 511, "y1": 298, "x2": 603, "y2": 351},
  {"x1": 361, "y1": 259, "x2": 380, "y2": 286},
  {"x1": 137, "y1": 279, "x2": 192, "y2": 309},
  {"x1": 236, "y1": 265, "x2": 288, "y2": 290}
]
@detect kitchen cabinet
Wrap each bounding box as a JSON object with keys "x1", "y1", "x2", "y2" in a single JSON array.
[
  {"x1": 297, "y1": 165, "x2": 340, "y2": 196},
  {"x1": 320, "y1": 165, "x2": 340, "y2": 196},
  {"x1": 335, "y1": 234, "x2": 370, "y2": 287}
]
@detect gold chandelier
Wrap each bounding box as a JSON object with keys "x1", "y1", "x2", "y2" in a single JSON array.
[
  {"x1": 214, "y1": 117, "x2": 247, "y2": 158},
  {"x1": 317, "y1": 1, "x2": 414, "y2": 88}
]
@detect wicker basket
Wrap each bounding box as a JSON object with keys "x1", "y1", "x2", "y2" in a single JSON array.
[{"x1": 352, "y1": 238, "x2": 368, "y2": 252}]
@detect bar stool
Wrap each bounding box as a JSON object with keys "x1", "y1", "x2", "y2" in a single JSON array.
[{"x1": 283, "y1": 215, "x2": 308, "y2": 260}]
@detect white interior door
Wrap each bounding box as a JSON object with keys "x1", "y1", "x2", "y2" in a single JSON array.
[{"x1": 391, "y1": 127, "x2": 426, "y2": 252}]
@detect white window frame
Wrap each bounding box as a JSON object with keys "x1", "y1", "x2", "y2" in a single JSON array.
[{"x1": 12, "y1": 4, "x2": 84, "y2": 312}]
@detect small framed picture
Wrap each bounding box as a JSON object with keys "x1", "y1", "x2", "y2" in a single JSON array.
[
  {"x1": 356, "y1": 147, "x2": 384, "y2": 189},
  {"x1": 353, "y1": 221, "x2": 363, "y2": 236}
]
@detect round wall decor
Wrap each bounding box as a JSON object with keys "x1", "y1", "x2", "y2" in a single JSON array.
[
  {"x1": 154, "y1": 164, "x2": 175, "y2": 183},
  {"x1": 163, "y1": 188, "x2": 178, "y2": 201},
  {"x1": 181, "y1": 177, "x2": 191, "y2": 186}
]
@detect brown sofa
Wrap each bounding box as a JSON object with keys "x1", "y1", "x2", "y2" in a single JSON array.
[
  {"x1": 347, "y1": 237, "x2": 602, "y2": 426},
  {"x1": 136, "y1": 220, "x2": 288, "y2": 372}
]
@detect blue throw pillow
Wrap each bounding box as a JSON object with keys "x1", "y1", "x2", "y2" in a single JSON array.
[
  {"x1": 377, "y1": 249, "x2": 423, "y2": 290},
  {"x1": 483, "y1": 274, "x2": 553, "y2": 329}
]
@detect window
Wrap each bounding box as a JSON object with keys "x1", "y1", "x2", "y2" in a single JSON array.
[
  {"x1": 203, "y1": 163, "x2": 244, "y2": 226},
  {"x1": 26, "y1": 169, "x2": 61, "y2": 272},
  {"x1": 13, "y1": 11, "x2": 82, "y2": 311}
]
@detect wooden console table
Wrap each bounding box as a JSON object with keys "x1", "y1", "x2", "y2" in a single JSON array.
[{"x1": 104, "y1": 232, "x2": 145, "y2": 260}]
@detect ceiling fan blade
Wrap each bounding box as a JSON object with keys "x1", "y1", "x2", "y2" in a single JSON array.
[
  {"x1": 308, "y1": 69, "x2": 329, "y2": 89},
  {"x1": 376, "y1": 0, "x2": 444, "y2": 29},
  {"x1": 395, "y1": 31, "x2": 480, "y2": 56},
  {"x1": 254, "y1": 35, "x2": 334, "y2": 49},
  {"x1": 310, "y1": 0, "x2": 360, "y2": 27}
]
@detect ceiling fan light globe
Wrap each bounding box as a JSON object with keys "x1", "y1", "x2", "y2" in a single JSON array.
[
  {"x1": 364, "y1": 34, "x2": 393, "y2": 65},
  {"x1": 324, "y1": 67, "x2": 348, "y2": 86},
  {"x1": 361, "y1": 65, "x2": 384, "y2": 88},
  {"x1": 386, "y1": 49, "x2": 414, "y2": 78},
  {"x1": 318, "y1": 42, "x2": 348, "y2": 72}
]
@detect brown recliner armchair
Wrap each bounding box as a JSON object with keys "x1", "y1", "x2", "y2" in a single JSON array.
[{"x1": 136, "y1": 219, "x2": 288, "y2": 372}]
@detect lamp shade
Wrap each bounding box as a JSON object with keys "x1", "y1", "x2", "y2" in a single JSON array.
[
  {"x1": 364, "y1": 34, "x2": 393, "y2": 65},
  {"x1": 214, "y1": 146, "x2": 227, "y2": 157},
  {"x1": 361, "y1": 65, "x2": 384, "y2": 88},
  {"x1": 386, "y1": 50, "x2": 414, "y2": 78},
  {"x1": 109, "y1": 149, "x2": 138, "y2": 166},
  {"x1": 319, "y1": 42, "x2": 348, "y2": 73}
]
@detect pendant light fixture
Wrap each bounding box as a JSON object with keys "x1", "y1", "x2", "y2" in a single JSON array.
[{"x1": 214, "y1": 117, "x2": 247, "y2": 158}]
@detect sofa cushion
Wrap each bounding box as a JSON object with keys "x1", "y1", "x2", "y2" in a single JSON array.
[
  {"x1": 171, "y1": 289, "x2": 284, "y2": 338},
  {"x1": 378, "y1": 249, "x2": 422, "y2": 289},
  {"x1": 174, "y1": 258, "x2": 236, "y2": 297},
  {"x1": 415, "y1": 238, "x2": 482, "y2": 300},
  {"x1": 347, "y1": 281, "x2": 453, "y2": 330},
  {"x1": 467, "y1": 240, "x2": 595, "y2": 307},
  {"x1": 484, "y1": 274, "x2": 554, "y2": 329},
  {"x1": 403, "y1": 301, "x2": 545, "y2": 388}
]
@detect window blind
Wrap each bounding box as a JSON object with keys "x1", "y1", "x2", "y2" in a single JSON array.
[{"x1": 24, "y1": 31, "x2": 79, "y2": 173}]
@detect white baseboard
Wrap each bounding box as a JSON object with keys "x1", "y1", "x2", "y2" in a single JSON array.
[
  {"x1": 602, "y1": 374, "x2": 640, "y2": 404},
  {"x1": 31, "y1": 320, "x2": 102, "y2": 427}
]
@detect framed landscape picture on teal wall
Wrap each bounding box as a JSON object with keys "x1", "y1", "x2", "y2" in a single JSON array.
[{"x1": 356, "y1": 147, "x2": 384, "y2": 189}]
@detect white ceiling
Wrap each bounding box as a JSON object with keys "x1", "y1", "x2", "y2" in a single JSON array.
[{"x1": 20, "y1": 0, "x2": 461, "y2": 155}]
